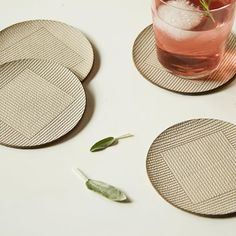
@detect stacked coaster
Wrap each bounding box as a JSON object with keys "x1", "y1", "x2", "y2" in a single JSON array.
[
  {"x1": 146, "y1": 119, "x2": 236, "y2": 216},
  {"x1": 0, "y1": 20, "x2": 94, "y2": 148},
  {"x1": 133, "y1": 25, "x2": 236, "y2": 94}
]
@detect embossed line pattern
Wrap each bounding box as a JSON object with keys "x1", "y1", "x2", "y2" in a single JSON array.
[
  {"x1": 0, "y1": 20, "x2": 94, "y2": 81},
  {"x1": 0, "y1": 59, "x2": 86, "y2": 147},
  {"x1": 0, "y1": 69, "x2": 74, "y2": 139},
  {"x1": 133, "y1": 25, "x2": 236, "y2": 94},
  {"x1": 147, "y1": 119, "x2": 236, "y2": 215},
  {"x1": 0, "y1": 28, "x2": 84, "y2": 70},
  {"x1": 161, "y1": 131, "x2": 236, "y2": 204}
]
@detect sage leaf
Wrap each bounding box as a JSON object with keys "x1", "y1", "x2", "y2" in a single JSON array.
[
  {"x1": 73, "y1": 168, "x2": 128, "y2": 202},
  {"x1": 86, "y1": 179, "x2": 127, "y2": 202},
  {"x1": 90, "y1": 133, "x2": 133, "y2": 152},
  {"x1": 90, "y1": 137, "x2": 117, "y2": 152}
]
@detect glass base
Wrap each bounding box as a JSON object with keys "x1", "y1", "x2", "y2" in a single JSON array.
[{"x1": 162, "y1": 65, "x2": 220, "y2": 80}]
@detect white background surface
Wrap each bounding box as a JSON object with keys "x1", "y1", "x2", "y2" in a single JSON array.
[{"x1": 0, "y1": 0, "x2": 236, "y2": 235}]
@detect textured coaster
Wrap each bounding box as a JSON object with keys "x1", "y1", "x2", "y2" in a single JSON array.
[
  {"x1": 146, "y1": 119, "x2": 236, "y2": 216},
  {"x1": 133, "y1": 25, "x2": 236, "y2": 94},
  {"x1": 0, "y1": 59, "x2": 86, "y2": 148},
  {"x1": 0, "y1": 19, "x2": 94, "y2": 81}
]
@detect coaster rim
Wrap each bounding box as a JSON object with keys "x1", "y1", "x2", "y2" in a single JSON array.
[
  {"x1": 133, "y1": 25, "x2": 236, "y2": 95},
  {"x1": 146, "y1": 118, "x2": 236, "y2": 217},
  {"x1": 0, "y1": 58, "x2": 87, "y2": 148},
  {"x1": 0, "y1": 19, "x2": 95, "y2": 82}
]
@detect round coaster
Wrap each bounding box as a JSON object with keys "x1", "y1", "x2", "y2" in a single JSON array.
[
  {"x1": 133, "y1": 25, "x2": 236, "y2": 94},
  {"x1": 0, "y1": 19, "x2": 94, "y2": 81},
  {"x1": 0, "y1": 59, "x2": 86, "y2": 148},
  {"x1": 146, "y1": 119, "x2": 236, "y2": 216}
]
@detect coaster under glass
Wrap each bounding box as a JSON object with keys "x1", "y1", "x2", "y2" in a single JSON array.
[{"x1": 133, "y1": 25, "x2": 236, "y2": 94}]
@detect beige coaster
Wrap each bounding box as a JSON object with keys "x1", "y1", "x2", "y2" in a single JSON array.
[
  {"x1": 0, "y1": 59, "x2": 86, "y2": 148},
  {"x1": 133, "y1": 25, "x2": 236, "y2": 94},
  {"x1": 0, "y1": 19, "x2": 94, "y2": 81},
  {"x1": 146, "y1": 119, "x2": 236, "y2": 216}
]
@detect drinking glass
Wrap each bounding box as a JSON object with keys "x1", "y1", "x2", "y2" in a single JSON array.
[{"x1": 152, "y1": 0, "x2": 236, "y2": 79}]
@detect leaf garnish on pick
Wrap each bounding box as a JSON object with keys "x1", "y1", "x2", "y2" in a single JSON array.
[
  {"x1": 90, "y1": 133, "x2": 133, "y2": 152},
  {"x1": 73, "y1": 168, "x2": 128, "y2": 202},
  {"x1": 199, "y1": 0, "x2": 215, "y2": 23}
]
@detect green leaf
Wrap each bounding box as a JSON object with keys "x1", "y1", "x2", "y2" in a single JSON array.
[
  {"x1": 86, "y1": 179, "x2": 127, "y2": 202},
  {"x1": 73, "y1": 168, "x2": 128, "y2": 202},
  {"x1": 90, "y1": 137, "x2": 117, "y2": 152},
  {"x1": 90, "y1": 134, "x2": 133, "y2": 152}
]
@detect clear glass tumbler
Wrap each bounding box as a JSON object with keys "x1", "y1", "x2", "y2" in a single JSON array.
[{"x1": 152, "y1": 0, "x2": 235, "y2": 79}]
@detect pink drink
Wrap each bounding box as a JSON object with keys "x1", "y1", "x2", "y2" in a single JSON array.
[{"x1": 152, "y1": 0, "x2": 235, "y2": 79}]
